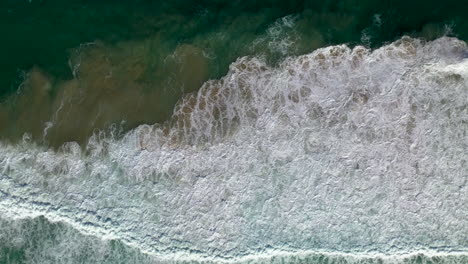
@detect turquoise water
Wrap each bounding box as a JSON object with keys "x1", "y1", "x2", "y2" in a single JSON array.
[{"x1": 0, "y1": 1, "x2": 467, "y2": 263}]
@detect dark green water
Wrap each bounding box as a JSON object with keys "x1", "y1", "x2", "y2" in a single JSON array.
[
  {"x1": 2, "y1": 0, "x2": 468, "y2": 94},
  {"x1": 1, "y1": 0, "x2": 468, "y2": 147}
]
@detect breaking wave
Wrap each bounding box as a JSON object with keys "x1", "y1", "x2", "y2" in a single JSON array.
[{"x1": 1, "y1": 36, "x2": 467, "y2": 263}]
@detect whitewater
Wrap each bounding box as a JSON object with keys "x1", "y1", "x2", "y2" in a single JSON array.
[{"x1": 1, "y1": 36, "x2": 467, "y2": 263}]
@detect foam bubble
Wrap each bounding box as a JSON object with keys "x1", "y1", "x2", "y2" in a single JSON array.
[{"x1": 0, "y1": 36, "x2": 467, "y2": 262}]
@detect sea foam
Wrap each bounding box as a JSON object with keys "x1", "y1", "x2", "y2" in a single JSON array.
[{"x1": 1, "y1": 36, "x2": 467, "y2": 263}]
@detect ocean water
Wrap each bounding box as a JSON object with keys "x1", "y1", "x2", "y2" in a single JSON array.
[{"x1": 1, "y1": 1, "x2": 467, "y2": 264}]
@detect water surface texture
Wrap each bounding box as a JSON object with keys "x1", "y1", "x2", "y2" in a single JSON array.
[{"x1": 0, "y1": 1, "x2": 467, "y2": 263}]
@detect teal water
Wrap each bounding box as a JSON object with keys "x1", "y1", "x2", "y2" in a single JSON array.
[
  {"x1": 2, "y1": 214, "x2": 468, "y2": 264},
  {"x1": 0, "y1": 1, "x2": 467, "y2": 264},
  {"x1": 0, "y1": 216, "x2": 152, "y2": 264}
]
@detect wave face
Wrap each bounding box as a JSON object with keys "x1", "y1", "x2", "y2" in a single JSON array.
[{"x1": 1, "y1": 36, "x2": 468, "y2": 263}]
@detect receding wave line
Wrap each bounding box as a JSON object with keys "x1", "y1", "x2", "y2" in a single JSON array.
[{"x1": 1, "y1": 207, "x2": 467, "y2": 264}]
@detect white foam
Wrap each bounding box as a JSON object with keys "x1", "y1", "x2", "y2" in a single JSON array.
[
  {"x1": 251, "y1": 15, "x2": 300, "y2": 56},
  {"x1": 0, "y1": 36, "x2": 467, "y2": 263}
]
